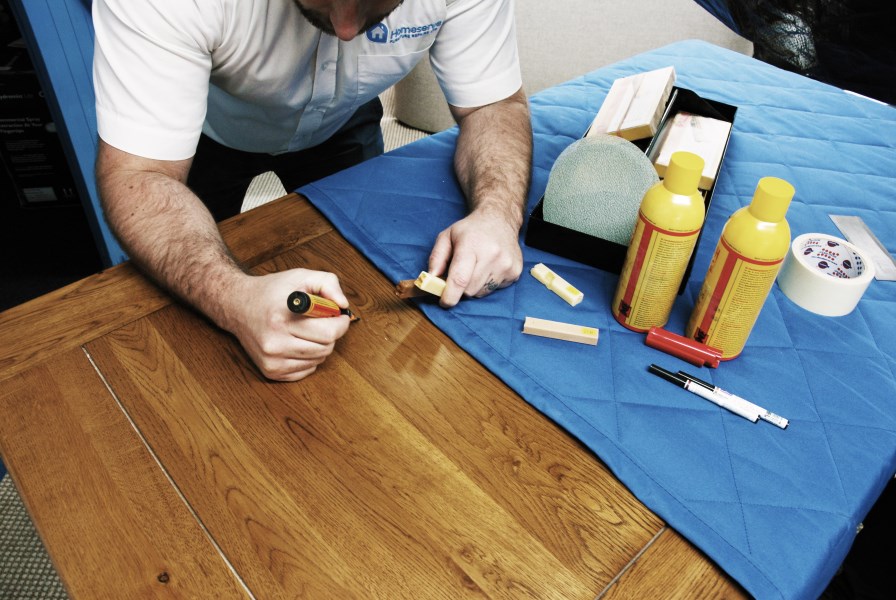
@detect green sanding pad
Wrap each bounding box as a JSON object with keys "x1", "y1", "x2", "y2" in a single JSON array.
[{"x1": 543, "y1": 135, "x2": 659, "y2": 245}]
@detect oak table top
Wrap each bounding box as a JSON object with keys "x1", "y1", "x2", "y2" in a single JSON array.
[{"x1": 0, "y1": 195, "x2": 747, "y2": 599}]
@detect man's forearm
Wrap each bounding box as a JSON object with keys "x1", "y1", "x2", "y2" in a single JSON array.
[
  {"x1": 428, "y1": 88, "x2": 532, "y2": 304},
  {"x1": 452, "y1": 88, "x2": 533, "y2": 228},
  {"x1": 96, "y1": 140, "x2": 353, "y2": 382},
  {"x1": 97, "y1": 149, "x2": 247, "y2": 332}
]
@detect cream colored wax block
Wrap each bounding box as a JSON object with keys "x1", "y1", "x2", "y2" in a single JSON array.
[
  {"x1": 586, "y1": 66, "x2": 676, "y2": 142},
  {"x1": 649, "y1": 111, "x2": 732, "y2": 189},
  {"x1": 414, "y1": 271, "x2": 447, "y2": 297},
  {"x1": 617, "y1": 66, "x2": 676, "y2": 141},
  {"x1": 586, "y1": 77, "x2": 635, "y2": 137},
  {"x1": 522, "y1": 316, "x2": 599, "y2": 345},
  {"x1": 530, "y1": 263, "x2": 584, "y2": 306}
]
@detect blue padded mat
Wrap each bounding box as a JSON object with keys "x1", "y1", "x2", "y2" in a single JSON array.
[{"x1": 300, "y1": 41, "x2": 896, "y2": 600}]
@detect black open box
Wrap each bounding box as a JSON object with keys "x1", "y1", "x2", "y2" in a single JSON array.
[{"x1": 524, "y1": 86, "x2": 737, "y2": 293}]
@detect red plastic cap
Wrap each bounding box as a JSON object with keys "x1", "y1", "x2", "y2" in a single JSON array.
[{"x1": 645, "y1": 327, "x2": 722, "y2": 368}]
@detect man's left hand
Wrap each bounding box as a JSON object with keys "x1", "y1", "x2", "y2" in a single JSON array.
[{"x1": 428, "y1": 208, "x2": 523, "y2": 307}]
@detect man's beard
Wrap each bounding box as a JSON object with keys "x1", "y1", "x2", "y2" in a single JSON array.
[{"x1": 294, "y1": 1, "x2": 402, "y2": 38}]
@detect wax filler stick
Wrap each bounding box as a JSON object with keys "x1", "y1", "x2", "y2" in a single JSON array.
[
  {"x1": 414, "y1": 271, "x2": 446, "y2": 296},
  {"x1": 522, "y1": 317, "x2": 599, "y2": 345},
  {"x1": 287, "y1": 291, "x2": 359, "y2": 322},
  {"x1": 395, "y1": 272, "x2": 447, "y2": 299},
  {"x1": 530, "y1": 263, "x2": 584, "y2": 306}
]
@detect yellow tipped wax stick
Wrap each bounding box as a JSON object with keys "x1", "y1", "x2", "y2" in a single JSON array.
[
  {"x1": 414, "y1": 271, "x2": 447, "y2": 297},
  {"x1": 530, "y1": 263, "x2": 584, "y2": 306},
  {"x1": 522, "y1": 316, "x2": 599, "y2": 345}
]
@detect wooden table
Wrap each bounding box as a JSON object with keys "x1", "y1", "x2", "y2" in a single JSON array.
[{"x1": 0, "y1": 195, "x2": 746, "y2": 599}]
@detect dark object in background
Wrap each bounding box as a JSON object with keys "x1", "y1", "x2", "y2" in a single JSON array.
[
  {"x1": 0, "y1": 0, "x2": 102, "y2": 313},
  {"x1": 724, "y1": 0, "x2": 896, "y2": 104},
  {"x1": 821, "y1": 478, "x2": 896, "y2": 600},
  {"x1": 1, "y1": 0, "x2": 81, "y2": 208}
]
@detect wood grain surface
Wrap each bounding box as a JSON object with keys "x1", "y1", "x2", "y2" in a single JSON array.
[
  {"x1": 0, "y1": 197, "x2": 746, "y2": 598},
  {"x1": 0, "y1": 349, "x2": 248, "y2": 599}
]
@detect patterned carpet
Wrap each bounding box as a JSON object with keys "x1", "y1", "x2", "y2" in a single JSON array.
[
  {"x1": 0, "y1": 477, "x2": 66, "y2": 599},
  {"x1": 0, "y1": 89, "x2": 429, "y2": 599}
]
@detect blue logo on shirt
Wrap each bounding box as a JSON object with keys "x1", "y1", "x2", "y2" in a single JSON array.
[
  {"x1": 367, "y1": 23, "x2": 389, "y2": 43},
  {"x1": 366, "y1": 20, "x2": 443, "y2": 44}
]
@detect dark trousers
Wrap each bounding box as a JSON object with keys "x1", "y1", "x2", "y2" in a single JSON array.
[{"x1": 187, "y1": 98, "x2": 384, "y2": 222}]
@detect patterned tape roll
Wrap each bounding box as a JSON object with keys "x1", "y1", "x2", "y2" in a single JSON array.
[{"x1": 777, "y1": 233, "x2": 876, "y2": 316}]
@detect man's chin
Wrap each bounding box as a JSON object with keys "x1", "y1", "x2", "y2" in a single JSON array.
[
  {"x1": 293, "y1": 0, "x2": 402, "y2": 39},
  {"x1": 294, "y1": 1, "x2": 337, "y2": 36}
]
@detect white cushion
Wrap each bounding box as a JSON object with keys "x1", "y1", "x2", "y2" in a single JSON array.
[{"x1": 393, "y1": 0, "x2": 752, "y2": 132}]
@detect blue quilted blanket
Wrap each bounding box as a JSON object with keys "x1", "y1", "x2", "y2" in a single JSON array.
[{"x1": 300, "y1": 41, "x2": 896, "y2": 600}]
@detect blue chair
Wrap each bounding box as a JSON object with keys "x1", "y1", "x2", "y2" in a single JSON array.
[
  {"x1": 8, "y1": 0, "x2": 126, "y2": 266},
  {"x1": 691, "y1": 1, "x2": 741, "y2": 33}
]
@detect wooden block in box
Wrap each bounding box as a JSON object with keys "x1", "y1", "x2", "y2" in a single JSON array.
[
  {"x1": 586, "y1": 66, "x2": 676, "y2": 141},
  {"x1": 648, "y1": 111, "x2": 732, "y2": 189}
]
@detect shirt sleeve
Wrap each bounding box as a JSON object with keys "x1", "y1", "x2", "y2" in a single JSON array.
[
  {"x1": 93, "y1": 0, "x2": 217, "y2": 160},
  {"x1": 429, "y1": 0, "x2": 523, "y2": 108}
]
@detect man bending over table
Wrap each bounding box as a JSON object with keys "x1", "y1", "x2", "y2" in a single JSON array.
[{"x1": 92, "y1": 0, "x2": 533, "y2": 381}]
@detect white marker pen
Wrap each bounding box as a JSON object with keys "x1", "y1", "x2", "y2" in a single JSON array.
[
  {"x1": 677, "y1": 370, "x2": 789, "y2": 429},
  {"x1": 648, "y1": 364, "x2": 758, "y2": 423}
]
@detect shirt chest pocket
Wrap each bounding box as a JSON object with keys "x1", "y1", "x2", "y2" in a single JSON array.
[{"x1": 356, "y1": 47, "x2": 431, "y2": 104}]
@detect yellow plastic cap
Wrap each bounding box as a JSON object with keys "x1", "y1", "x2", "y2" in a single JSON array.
[
  {"x1": 749, "y1": 177, "x2": 794, "y2": 222},
  {"x1": 663, "y1": 151, "x2": 705, "y2": 195}
]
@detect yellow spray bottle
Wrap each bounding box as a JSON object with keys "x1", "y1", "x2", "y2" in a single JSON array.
[
  {"x1": 612, "y1": 151, "x2": 705, "y2": 332},
  {"x1": 686, "y1": 177, "x2": 794, "y2": 359}
]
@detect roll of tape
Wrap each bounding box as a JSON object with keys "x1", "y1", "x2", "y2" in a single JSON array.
[{"x1": 777, "y1": 233, "x2": 876, "y2": 316}]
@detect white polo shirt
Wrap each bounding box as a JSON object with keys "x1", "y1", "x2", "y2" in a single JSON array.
[{"x1": 93, "y1": 0, "x2": 522, "y2": 160}]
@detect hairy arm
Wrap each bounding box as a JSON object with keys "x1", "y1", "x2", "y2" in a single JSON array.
[
  {"x1": 430, "y1": 87, "x2": 533, "y2": 306},
  {"x1": 96, "y1": 140, "x2": 350, "y2": 381}
]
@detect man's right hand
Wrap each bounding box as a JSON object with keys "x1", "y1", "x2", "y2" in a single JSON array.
[
  {"x1": 96, "y1": 140, "x2": 351, "y2": 382},
  {"x1": 222, "y1": 269, "x2": 352, "y2": 382}
]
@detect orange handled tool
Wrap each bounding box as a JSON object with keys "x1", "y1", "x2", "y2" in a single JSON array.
[{"x1": 287, "y1": 291, "x2": 359, "y2": 322}]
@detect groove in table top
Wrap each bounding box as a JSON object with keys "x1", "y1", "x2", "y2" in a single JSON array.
[
  {"x1": 599, "y1": 528, "x2": 748, "y2": 599},
  {"x1": 0, "y1": 348, "x2": 249, "y2": 599}
]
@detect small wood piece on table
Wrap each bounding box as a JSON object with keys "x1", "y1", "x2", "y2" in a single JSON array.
[{"x1": 523, "y1": 316, "x2": 599, "y2": 345}]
